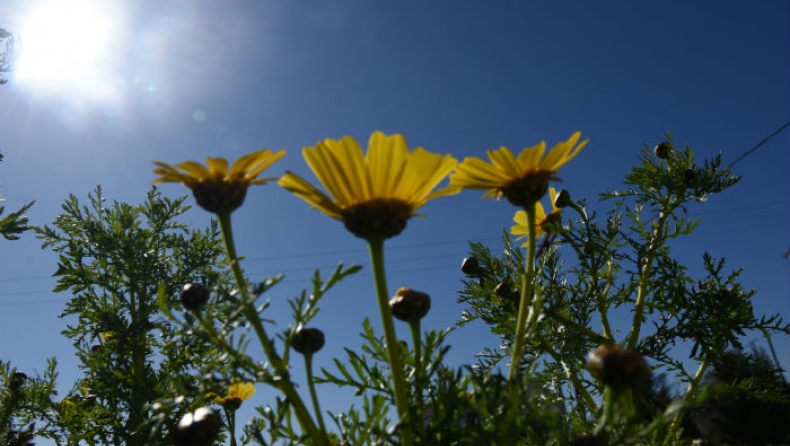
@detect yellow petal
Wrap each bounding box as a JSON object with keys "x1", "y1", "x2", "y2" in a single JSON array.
[
  {"x1": 175, "y1": 161, "x2": 212, "y2": 179},
  {"x1": 368, "y1": 132, "x2": 408, "y2": 198},
  {"x1": 487, "y1": 147, "x2": 521, "y2": 178},
  {"x1": 278, "y1": 171, "x2": 343, "y2": 218},
  {"x1": 206, "y1": 157, "x2": 229, "y2": 177},
  {"x1": 516, "y1": 142, "x2": 546, "y2": 171}
]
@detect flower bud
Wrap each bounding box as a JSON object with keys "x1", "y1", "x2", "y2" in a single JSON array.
[
  {"x1": 684, "y1": 167, "x2": 698, "y2": 187},
  {"x1": 11, "y1": 372, "x2": 27, "y2": 387},
  {"x1": 180, "y1": 283, "x2": 210, "y2": 311},
  {"x1": 587, "y1": 345, "x2": 648, "y2": 391},
  {"x1": 654, "y1": 142, "x2": 672, "y2": 159},
  {"x1": 390, "y1": 288, "x2": 431, "y2": 323},
  {"x1": 291, "y1": 327, "x2": 325, "y2": 355},
  {"x1": 174, "y1": 407, "x2": 220, "y2": 446},
  {"x1": 553, "y1": 189, "x2": 572, "y2": 208},
  {"x1": 494, "y1": 281, "x2": 511, "y2": 298},
  {"x1": 461, "y1": 256, "x2": 481, "y2": 276}
]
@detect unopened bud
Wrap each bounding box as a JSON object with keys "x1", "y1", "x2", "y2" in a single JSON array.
[
  {"x1": 461, "y1": 257, "x2": 482, "y2": 276},
  {"x1": 390, "y1": 288, "x2": 431, "y2": 322},
  {"x1": 494, "y1": 282, "x2": 511, "y2": 298},
  {"x1": 654, "y1": 142, "x2": 672, "y2": 159},
  {"x1": 10, "y1": 372, "x2": 27, "y2": 389},
  {"x1": 684, "y1": 167, "x2": 698, "y2": 187},
  {"x1": 291, "y1": 328, "x2": 325, "y2": 355},
  {"x1": 174, "y1": 407, "x2": 220, "y2": 446},
  {"x1": 587, "y1": 345, "x2": 648, "y2": 391},
  {"x1": 180, "y1": 283, "x2": 210, "y2": 311},
  {"x1": 553, "y1": 189, "x2": 572, "y2": 208}
]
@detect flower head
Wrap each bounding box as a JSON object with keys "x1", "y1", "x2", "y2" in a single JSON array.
[
  {"x1": 211, "y1": 382, "x2": 255, "y2": 411},
  {"x1": 278, "y1": 131, "x2": 458, "y2": 241},
  {"x1": 153, "y1": 150, "x2": 285, "y2": 214},
  {"x1": 511, "y1": 187, "x2": 563, "y2": 247},
  {"x1": 450, "y1": 132, "x2": 587, "y2": 207}
]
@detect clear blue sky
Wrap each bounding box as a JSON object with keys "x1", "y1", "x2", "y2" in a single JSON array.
[{"x1": 1, "y1": 0, "x2": 788, "y2": 439}]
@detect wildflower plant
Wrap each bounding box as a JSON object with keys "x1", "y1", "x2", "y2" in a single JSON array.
[{"x1": 4, "y1": 131, "x2": 787, "y2": 446}]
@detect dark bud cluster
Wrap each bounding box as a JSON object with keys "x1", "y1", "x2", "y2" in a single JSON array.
[
  {"x1": 390, "y1": 288, "x2": 431, "y2": 323},
  {"x1": 173, "y1": 407, "x2": 220, "y2": 446},
  {"x1": 461, "y1": 256, "x2": 482, "y2": 276},
  {"x1": 587, "y1": 345, "x2": 648, "y2": 391},
  {"x1": 654, "y1": 142, "x2": 672, "y2": 159},
  {"x1": 553, "y1": 189, "x2": 573, "y2": 208},
  {"x1": 180, "y1": 283, "x2": 210, "y2": 311},
  {"x1": 291, "y1": 327, "x2": 325, "y2": 355}
]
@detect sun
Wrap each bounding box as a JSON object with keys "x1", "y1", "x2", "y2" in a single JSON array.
[{"x1": 16, "y1": 0, "x2": 117, "y2": 89}]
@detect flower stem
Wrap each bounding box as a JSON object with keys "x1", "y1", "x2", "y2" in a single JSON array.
[
  {"x1": 668, "y1": 359, "x2": 709, "y2": 437},
  {"x1": 509, "y1": 201, "x2": 538, "y2": 381},
  {"x1": 627, "y1": 211, "x2": 667, "y2": 350},
  {"x1": 368, "y1": 239, "x2": 414, "y2": 446},
  {"x1": 408, "y1": 320, "x2": 423, "y2": 408},
  {"x1": 227, "y1": 409, "x2": 238, "y2": 446},
  {"x1": 304, "y1": 353, "x2": 328, "y2": 435},
  {"x1": 216, "y1": 213, "x2": 326, "y2": 446}
]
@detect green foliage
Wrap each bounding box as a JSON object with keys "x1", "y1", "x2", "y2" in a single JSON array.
[
  {"x1": 0, "y1": 151, "x2": 35, "y2": 241},
  {"x1": 688, "y1": 348, "x2": 790, "y2": 445},
  {"x1": 0, "y1": 359, "x2": 63, "y2": 445},
  {"x1": 456, "y1": 137, "x2": 789, "y2": 443},
  {"x1": 35, "y1": 186, "x2": 228, "y2": 445},
  {"x1": 3, "y1": 136, "x2": 788, "y2": 445}
]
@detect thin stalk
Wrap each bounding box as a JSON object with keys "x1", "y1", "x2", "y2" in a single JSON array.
[
  {"x1": 593, "y1": 387, "x2": 618, "y2": 437},
  {"x1": 367, "y1": 239, "x2": 414, "y2": 446},
  {"x1": 627, "y1": 211, "x2": 667, "y2": 350},
  {"x1": 128, "y1": 291, "x2": 146, "y2": 446},
  {"x1": 597, "y1": 258, "x2": 615, "y2": 340},
  {"x1": 304, "y1": 354, "x2": 328, "y2": 434},
  {"x1": 217, "y1": 213, "x2": 325, "y2": 446},
  {"x1": 668, "y1": 360, "x2": 709, "y2": 437},
  {"x1": 541, "y1": 308, "x2": 609, "y2": 345},
  {"x1": 226, "y1": 409, "x2": 238, "y2": 446},
  {"x1": 509, "y1": 201, "x2": 538, "y2": 381},
  {"x1": 408, "y1": 320, "x2": 423, "y2": 408},
  {"x1": 535, "y1": 334, "x2": 597, "y2": 413}
]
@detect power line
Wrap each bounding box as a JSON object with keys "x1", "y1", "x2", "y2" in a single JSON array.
[{"x1": 727, "y1": 122, "x2": 790, "y2": 168}]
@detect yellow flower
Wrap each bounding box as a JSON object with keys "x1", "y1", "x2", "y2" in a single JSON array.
[
  {"x1": 450, "y1": 132, "x2": 587, "y2": 207},
  {"x1": 511, "y1": 187, "x2": 563, "y2": 247},
  {"x1": 278, "y1": 131, "x2": 459, "y2": 241},
  {"x1": 153, "y1": 150, "x2": 285, "y2": 214},
  {"x1": 211, "y1": 382, "x2": 255, "y2": 411}
]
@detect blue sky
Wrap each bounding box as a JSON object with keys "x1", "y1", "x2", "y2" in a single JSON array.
[{"x1": 1, "y1": 0, "x2": 788, "y2": 439}]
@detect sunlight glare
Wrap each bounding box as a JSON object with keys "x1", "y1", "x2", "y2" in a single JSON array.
[{"x1": 17, "y1": 0, "x2": 116, "y2": 90}]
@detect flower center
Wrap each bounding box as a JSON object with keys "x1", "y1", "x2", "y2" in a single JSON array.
[
  {"x1": 221, "y1": 397, "x2": 243, "y2": 411},
  {"x1": 190, "y1": 179, "x2": 248, "y2": 215},
  {"x1": 340, "y1": 198, "x2": 413, "y2": 241},
  {"x1": 502, "y1": 171, "x2": 553, "y2": 208},
  {"x1": 540, "y1": 211, "x2": 563, "y2": 234}
]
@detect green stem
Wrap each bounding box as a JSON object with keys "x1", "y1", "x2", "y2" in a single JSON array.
[
  {"x1": 535, "y1": 334, "x2": 597, "y2": 414},
  {"x1": 304, "y1": 354, "x2": 328, "y2": 434},
  {"x1": 542, "y1": 308, "x2": 609, "y2": 345},
  {"x1": 598, "y1": 258, "x2": 615, "y2": 340},
  {"x1": 128, "y1": 291, "x2": 146, "y2": 446},
  {"x1": 228, "y1": 409, "x2": 238, "y2": 446},
  {"x1": 408, "y1": 320, "x2": 423, "y2": 408},
  {"x1": 593, "y1": 386, "x2": 618, "y2": 437},
  {"x1": 668, "y1": 360, "x2": 709, "y2": 437},
  {"x1": 509, "y1": 202, "x2": 538, "y2": 381},
  {"x1": 217, "y1": 213, "x2": 326, "y2": 446},
  {"x1": 627, "y1": 211, "x2": 667, "y2": 350},
  {"x1": 367, "y1": 239, "x2": 414, "y2": 446}
]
